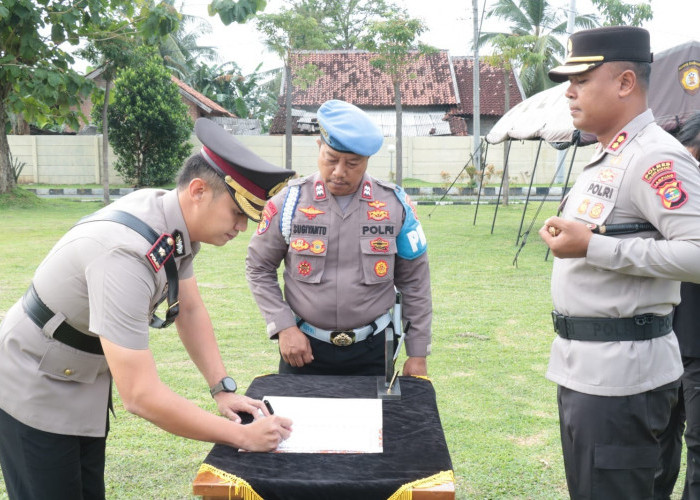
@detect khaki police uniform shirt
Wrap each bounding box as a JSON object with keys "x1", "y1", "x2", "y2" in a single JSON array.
[
  {"x1": 246, "y1": 172, "x2": 432, "y2": 357},
  {"x1": 0, "y1": 189, "x2": 199, "y2": 436},
  {"x1": 547, "y1": 110, "x2": 700, "y2": 396}
]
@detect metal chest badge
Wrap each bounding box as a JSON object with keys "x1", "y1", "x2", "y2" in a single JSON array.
[
  {"x1": 172, "y1": 230, "x2": 185, "y2": 256},
  {"x1": 299, "y1": 206, "x2": 324, "y2": 220},
  {"x1": 146, "y1": 233, "x2": 175, "y2": 272}
]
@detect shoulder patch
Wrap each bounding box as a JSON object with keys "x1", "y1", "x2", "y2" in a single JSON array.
[
  {"x1": 642, "y1": 160, "x2": 688, "y2": 210},
  {"x1": 257, "y1": 201, "x2": 278, "y2": 235},
  {"x1": 146, "y1": 233, "x2": 175, "y2": 272},
  {"x1": 394, "y1": 187, "x2": 427, "y2": 259}
]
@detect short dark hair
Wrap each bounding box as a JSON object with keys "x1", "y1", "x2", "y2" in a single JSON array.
[
  {"x1": 613, "y1": 61, "x2": 651, "y2": 90},
  {"x1": 677, "y1": 113, "x2": 700, "y2": 160},
  {"x1": 176, "y1": 154, "x2": 228, "y2": 197}
]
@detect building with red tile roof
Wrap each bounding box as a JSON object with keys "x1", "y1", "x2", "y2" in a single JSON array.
[{"x1": 270, "y1": 50, "x2": 524, "y2": 137}]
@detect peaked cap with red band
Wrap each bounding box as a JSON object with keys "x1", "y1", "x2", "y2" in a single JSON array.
[{"x1": 195, "y1": 118, "x2": 295, "y2": 222}]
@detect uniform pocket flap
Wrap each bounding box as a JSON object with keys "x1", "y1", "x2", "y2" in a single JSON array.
[
  {"x1": 594, "y1": 443, "x2": 658, "y2": 470},
  {"x1": 39, "y1": 342, "x2": 107, "y2": 384}
]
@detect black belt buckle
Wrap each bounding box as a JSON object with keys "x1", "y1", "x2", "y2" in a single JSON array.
[
  {"x1": 551, "y1": 312, "x2": 568, "y2": 339},
  {"x1": 330, "y1": 331, "x2": 355, "y2": 346}
]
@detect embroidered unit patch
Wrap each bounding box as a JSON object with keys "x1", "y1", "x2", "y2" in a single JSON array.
[
  {"x1": 367, "y1": 209, "x2": 390, "y2": 221},
  {"x1": 309, "y1": 240, "x2": 326, "y2": 254},
  {"x1": 374, "y1": 260, "x2": 388, "y2": 277},
  {"x1": 370, "y1": 237, "x2": 390, "y2": 253},
  {"x1": 298, "y1": 260, "x2": 312, "y2": 276},
  {"x1": 643, "y1": 161, "x2": 688, "y2": 210},
  {"x1": 290, "y1": 238, "x2": 310, "y2": 251}
]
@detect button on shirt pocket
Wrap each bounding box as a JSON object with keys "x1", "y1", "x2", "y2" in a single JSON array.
[
  {"x1": 288, "y1": 236, "x2": 328, "y2": 283},
  {"x1": 38, "y1": 342, "x2": 107, "y2": 384},
  {"x1": 360, "y1": 236, "x2": 396, "y2": 284}
]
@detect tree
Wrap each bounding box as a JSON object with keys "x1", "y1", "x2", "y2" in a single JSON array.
[
  {"x1": 0, "y1": 0, "x2": 181, "y2": 195},
  {"x1": 361, "y1": 14, "x2": 435, "y2": 187},
  {"x1": 287, "y1": 0, "x2": 397, "y2": 50},
  {"x1": 480, "y1": 0, "x2": 597, "y2": 96},
  {"x1": 591, "y1": 0, "x2": 652, "y2": 26},
  {"x1": 156, "y1": 1, "x2": 217, "y2": 80},
  {"x1": 108, "y1": 48, "x2": 192, "y2": 187},
  {"x1": 79, "y1": 16, "x2": 143, "y2": 205},
  {"x1": 257, "y1": 8, "x2": 328, "y2": 169}
]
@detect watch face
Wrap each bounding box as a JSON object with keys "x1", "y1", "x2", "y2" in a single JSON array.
[{"x1": 222, "y1": 377, "x2": 237, "y2": 392}]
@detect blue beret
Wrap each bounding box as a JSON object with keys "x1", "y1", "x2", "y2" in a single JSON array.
[{"x1": 317, "y1": 100, "x2": 383, "y2": 157}]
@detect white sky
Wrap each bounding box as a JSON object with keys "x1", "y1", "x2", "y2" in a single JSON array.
[
  {"x1": 69, "y1": 0, "x2": 699, "y2": 75},
  {"x1": 173, "y1": 0, "x2": 700, "y2": 76}
]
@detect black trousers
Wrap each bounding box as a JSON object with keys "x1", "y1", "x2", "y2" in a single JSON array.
[
  {"x1": 558, "y1": 383, "x2": 679, "y2": 500},
  {"x1": 0, "y1": 408, "x2": 107, "y2": 500},
  {"x1": 279, "y1": 330, "x2": 386, "y2": 376},
  {"x1": 664, "y1": 356, "x2": 700, "y2": 499}
]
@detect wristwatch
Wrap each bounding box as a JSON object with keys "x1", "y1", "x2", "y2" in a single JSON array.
[{"x1": 210, "y1": 376, "x2": 237, "y2": 397}]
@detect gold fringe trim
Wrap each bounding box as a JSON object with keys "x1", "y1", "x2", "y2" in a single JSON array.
[
  {"x1": 387, "y1": 470, "x2": 455, "y2": 500},
  {"x1": 197, "y1": 463, "x2": 264, "y2": 500},
  {"x1": 411, "y1": 375, "x2": 432, "y2": 382}
]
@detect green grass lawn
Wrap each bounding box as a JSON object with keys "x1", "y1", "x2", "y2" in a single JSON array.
[{"x1": 0, "y1": 191, "x2": 686, "y2": 499}]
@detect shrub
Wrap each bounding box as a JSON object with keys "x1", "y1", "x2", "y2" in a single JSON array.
[{"x1": 108, "y1": 48, "x2": 192, "y2": 187}]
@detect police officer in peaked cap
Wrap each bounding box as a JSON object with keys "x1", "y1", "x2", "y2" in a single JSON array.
[
  {"x1": 0, "y1": 118, "x2": 294, "y2": 500},
  {"x1": 246, "y1": 99, "x2": 433, "y2": 377},
  {"x1": 539, "y1": 26, "x2": 700, "y2": 499}
]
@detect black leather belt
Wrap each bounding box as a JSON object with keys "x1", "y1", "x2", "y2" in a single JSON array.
[
  {"x1": 552, "y1": 311, "x2": 674, "y2": 341},
  {"x1": 22, "y1": 284, "x2": 104, "y2": 355}
]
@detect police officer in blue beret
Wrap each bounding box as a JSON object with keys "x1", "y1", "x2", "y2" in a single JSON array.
[
  {"x1": 0, "y1": 118, "x2": 294, "y2": 499},
  {"x1": 539, "y1": 26, "x2": 700, "y2": 499},
  {"x1": 247, "y1": 100, "x2": 433, "y2": 376}
]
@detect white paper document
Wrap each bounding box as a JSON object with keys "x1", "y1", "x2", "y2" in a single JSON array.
[{"x1": 264, "y1": 396, "x2": 383, "y2": 453}]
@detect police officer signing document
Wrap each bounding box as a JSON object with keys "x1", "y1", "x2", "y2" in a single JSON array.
[
  {"x1": 246, "y1": 100, "x2": 432, "y2": 377},
  {"x1": 539, "y1": 27, "x2": 700, "y2": 499},
  {"x1": 0, "y1": 119, "x2": 294, "y2": 500}
]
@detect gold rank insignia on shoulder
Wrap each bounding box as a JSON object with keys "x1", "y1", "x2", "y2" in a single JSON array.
[{"x1": 146, "y1": 233, "x2": 175, "y2": 272}]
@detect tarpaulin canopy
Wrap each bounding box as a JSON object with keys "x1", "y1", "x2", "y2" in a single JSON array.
[
  {"x1": 485, "y1": 40, "x2": 700, "y2": 146},
  {"x1": 650, "y1": 40, "x2": 700, "y2": 132}
]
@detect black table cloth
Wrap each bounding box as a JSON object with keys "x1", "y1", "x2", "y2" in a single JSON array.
[{"x1": 199, "y1": 374, "x2": 454, "y2": 500}]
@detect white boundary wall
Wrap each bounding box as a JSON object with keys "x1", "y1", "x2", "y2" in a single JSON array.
[{"x1": 10, "y1": 134, "x2": 595, "y2": 186}]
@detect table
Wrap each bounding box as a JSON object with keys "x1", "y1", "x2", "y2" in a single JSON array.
[{"x1": 192, "y1": 374, "x2": 455, "y2": 500}]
